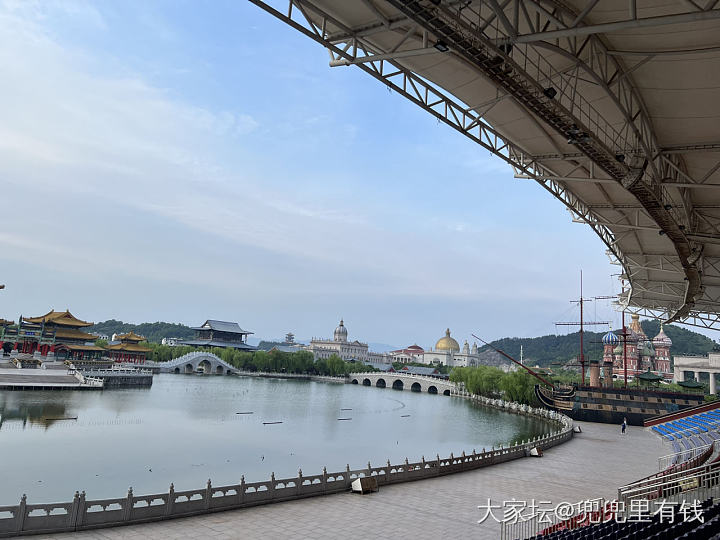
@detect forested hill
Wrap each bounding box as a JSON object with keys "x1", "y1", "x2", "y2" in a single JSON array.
[
  {"x1": 483, "y1": 320, "x2": 717, "y2": 368},
  {"x1": 88, "y1": 320, "x2": 194, "y2": 343}
]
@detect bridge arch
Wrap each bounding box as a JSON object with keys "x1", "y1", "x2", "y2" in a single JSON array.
[
  {"x1": 197, "y1": 359, "x2": 212, "y2": 374},
  {"x1": 156, "y1": 352, "x2": 239, "y2": 375},
  {"x1": 348, "y1": 372, "x2": 455, "y2": 395}
]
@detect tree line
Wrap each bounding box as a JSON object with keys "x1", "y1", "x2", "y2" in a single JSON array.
[
  {"x1": 142, "y1": 343, "x2": 375, "y2": 377},
  {"x1": 450, "y1": 366, "x2": 538, "y2": 405}
]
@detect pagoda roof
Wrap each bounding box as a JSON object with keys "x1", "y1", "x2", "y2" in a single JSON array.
[
  {"x1": 637, "y1": 369, "x2": 664, "y2": 382},
  {"x1": 24, "y1": 310, "x2": 93, "y2": 328},
  {"x1": 180, "y1": 339, "x2": 257, "y2": 350},
  {"x1": 115, "y1": 331, "x2": 146, "y2": 343},
  {"x1": 106, "y1": 343, "x2": 152, "y2": 353},
  {"x1": 55, "y1": 328, "x2": 98, "y2": 341},
  {"x1": 678, "y1": 379, "x2": 705, "y2": 389},
  {"x1": 191, "y1": 320, "x2": 253, "y2": 335},
  {"x1": 66, "y1": 344, "x2": 106, "y2": 352}
]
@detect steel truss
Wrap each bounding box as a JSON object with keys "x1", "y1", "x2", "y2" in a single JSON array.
[{"x1": 251, "y1": 0, "x2": 720, "y2": 330}]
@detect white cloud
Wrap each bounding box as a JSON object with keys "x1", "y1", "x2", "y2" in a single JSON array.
[{"x1": 0, "y1": 2, "x2": 615, "y2": 343}]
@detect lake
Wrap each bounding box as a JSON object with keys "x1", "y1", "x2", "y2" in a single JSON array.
[{"x1": 0, "y1": 374, "x2": 550, "y2": 503}]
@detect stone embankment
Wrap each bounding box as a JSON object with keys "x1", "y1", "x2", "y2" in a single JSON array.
[
  {"x1": 234, "y1": 371, "x2": 345, "y2": 383},
  {"x1": 0, "y1": 393, "x2": 572, "y2": 537}
]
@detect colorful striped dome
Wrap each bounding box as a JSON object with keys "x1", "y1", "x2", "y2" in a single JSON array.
[{"x1": 602, "y1": 331, "x2": 619, "y2": 345}]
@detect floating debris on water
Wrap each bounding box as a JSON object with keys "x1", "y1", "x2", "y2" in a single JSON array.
[
  {"x1": 236, "y1": 412, "x2": 254, "y2": 415},
  {"x1": 337, "y1": 418, "x2": 352, "y2": 421},
  {"x1": 400, "y1": 415, "x2": 410, "y2": 418},
  {"x1": 340, "y1": 408, "x2": 352, "y2": 411},
  {"x1": 263, "y1": 421, "x2": 283, "y2": 425}
]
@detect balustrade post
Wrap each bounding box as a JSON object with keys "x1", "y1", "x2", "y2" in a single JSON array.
[
  {"x1": 123, "y1": 488, "x2": 133, "y2": 521},
  {"x1": 69, "y1": 491, "x2": 80, "y2": 528},
  {"x1": 298, "y1": 469, "x2": 304, "y2": 494},
  {"x1": 345, "y1": 465, "x2": 351, "y2": 489},
  {"x1": 322, "y1": 467, "x2": 328, "y2": 492},
  {"x1": 15, "y1": 494, "x2": 26, "y2": 534},
  {"x1": 205, "y1": 479, "x2": 212, "y2": 510},
  {"x1": 269, "y1": 473, "x2": 276, "y2": 498},
  {"x1": 77, "y1": 491, "x2": 86, "y2": 528},
  {"x1": 240, "y1": 476, "x2": 246, "y2": 504},
  {"x1": 165, "y1": 484, "x2": 175, "y2": 516}
]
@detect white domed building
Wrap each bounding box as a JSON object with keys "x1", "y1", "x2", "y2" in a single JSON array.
[
  {"x1": 308, "y1": 319, "x2": 384, "y2": 363},
  {"x1": 422, "y1": 329, "x2": 481, "y2": 368}
]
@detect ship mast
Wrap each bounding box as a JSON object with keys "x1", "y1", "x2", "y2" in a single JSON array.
[{"x1": 556, "y1": 270, "x2": 609, "y2": 386}]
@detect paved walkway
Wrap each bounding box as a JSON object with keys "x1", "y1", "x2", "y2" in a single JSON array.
[
  {"x1": 33, "y1": 421, "x2": 665, "y2": 540},
  {"x1": 0, "y1": 368, "x2": 81, "y2": 388}
]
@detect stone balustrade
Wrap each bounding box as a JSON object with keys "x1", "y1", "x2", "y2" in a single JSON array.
[{"x1": 0, "y1": 396, "x2": 573, "y2": 537}]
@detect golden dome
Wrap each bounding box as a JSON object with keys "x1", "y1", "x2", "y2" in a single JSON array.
[{"x1": 435, "y1": 328, "x2": 460, "y2": 352}]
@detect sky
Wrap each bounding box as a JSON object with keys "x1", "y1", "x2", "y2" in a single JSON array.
[{"x1": 0, "y1": 0, "x2": 630, "y2": 348}]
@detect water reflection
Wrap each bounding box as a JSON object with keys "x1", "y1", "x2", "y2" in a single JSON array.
[{"x1": 0, "y1": 394, "x2": 72, "y2": 430}]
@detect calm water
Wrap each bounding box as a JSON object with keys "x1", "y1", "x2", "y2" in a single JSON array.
[{"x1": 0, "y1": 375, "x2": 549, "y2": 503}]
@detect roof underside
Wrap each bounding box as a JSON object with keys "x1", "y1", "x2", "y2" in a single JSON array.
[{"x1": 254, "y1": 0, "x2": 720, "y2": 329}]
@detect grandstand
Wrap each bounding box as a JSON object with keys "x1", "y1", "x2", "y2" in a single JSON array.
[{"x1": 532, "y1": 497, "x2": 720, "y2": 540}]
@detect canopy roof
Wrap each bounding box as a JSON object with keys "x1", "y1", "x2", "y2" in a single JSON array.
[
  {"x1": 678, "y1": 379, "x2": 705, "y2": 388},
  {"x1": 24, "y1": 310, "x2": 93, "y2": 328},
  {"x1": 637, "y1": 369, "x2": 663, "y2": 382},
  {"x1": 255, "y1": 0, "x2": 720, "y2": 329}
]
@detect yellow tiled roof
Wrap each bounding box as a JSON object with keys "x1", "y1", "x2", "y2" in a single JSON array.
[
  {"x1": 106, "y1": 343, "x2": 152, "y2": 353},
  {"x1": 54, "y1": 328, "x2": 98, "y2": 341},
  {"x1": 24, "y1": 310, "x2": 93, "y2": 328},
  {"x1": 115, "y1": 331, "x2": 146, "y2": 343}
]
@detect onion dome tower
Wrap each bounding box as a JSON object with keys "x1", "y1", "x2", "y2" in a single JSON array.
[
  {"x1": 333, "y1": 319, "x2": 348, "y2": 342},
  {"x1": 435, "y1": 329, "x2": 460, "y2": 352},
  {"x1": 652, "y1": 325, "x2": 672, "y2": 374},
  {"x1": 602, "y1": 330, "x2": 619, "y2": 386},
  {"x1": 602, "y1": 331, "x2": 619, "y2": 346}
]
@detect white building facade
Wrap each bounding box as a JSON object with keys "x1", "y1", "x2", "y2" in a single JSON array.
[
  {"x1": 422, "y1": 329, "x2": 481, "y2": 367},
  {"x1": 309, "y1": 320, "x2": 377, "y2": 363}
]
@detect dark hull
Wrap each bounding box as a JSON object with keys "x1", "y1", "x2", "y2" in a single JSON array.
[{"x1": 535, "y1": 385, "x2": 704, "y2": 426}]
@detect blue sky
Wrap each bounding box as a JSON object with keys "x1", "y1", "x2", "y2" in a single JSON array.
[{"x1": 0, "y1": 0, "x2": 627, "y2": 347}]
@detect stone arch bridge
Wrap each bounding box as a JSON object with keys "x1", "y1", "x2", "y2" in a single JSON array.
[
  {"x1": 348, "y1": 372, "x2": 456, "y2": 395},
  {"x1": 158, "y1": 352, "x2": 238, "y2": 375}
]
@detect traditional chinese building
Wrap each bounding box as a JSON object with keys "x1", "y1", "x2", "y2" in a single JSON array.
[
  {"x1": 180, "y1": 320, "x2": 256, "y2": 350},
  {"x1": 0, "y1": 310, "x2": 105, "y2": 361},
  {"x1": 106, "y1": 332, "x2": 152, "y2": 363}
]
